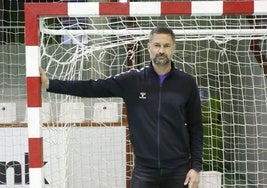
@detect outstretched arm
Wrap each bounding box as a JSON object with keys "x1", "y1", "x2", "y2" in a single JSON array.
[{"x1": 39, "y1": 67, "x2": 131, "y2": 98}]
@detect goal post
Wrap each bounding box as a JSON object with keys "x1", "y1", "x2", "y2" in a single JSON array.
[{"x1": 24, "y1": 1, "x2": 267, "y2": 188}]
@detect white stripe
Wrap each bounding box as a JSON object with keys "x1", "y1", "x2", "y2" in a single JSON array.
[
  {"x1": 68, "y1": 2, "x2": 99, "y2": 17},
  {"x1": 192, "y1": 1, "x2": 223, "y2": 16},
  {"x1": 254, "y1": 0, "x2": 267, "y2": 15},
  {"x1": 26, "y1": 46, "x2": 40, "y2": 77},
  {"x1": 28, "y1": 107, "x2": 42, "y2": 138},
  {"x1": 130, "y1": 2, "x2": 161, "y2": 16},
  {"x1": 29, "y1": 168, "x2": 44, "y2": 188}
]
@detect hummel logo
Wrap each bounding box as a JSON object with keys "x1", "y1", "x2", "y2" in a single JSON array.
[{"x1": 139, "y1": 92, "x2": 146, "y2": 99}]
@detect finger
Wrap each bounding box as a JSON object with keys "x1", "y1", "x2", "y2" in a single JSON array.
[
  {"x1": 39, "y1": 67, "x2": 45, "y2": 75},
  {"x1": 189, "y1": 182, "x2": 197, "y2": 188},
  {"x1": 184, "y1": 175, "x2": 189, "y2": 186}
]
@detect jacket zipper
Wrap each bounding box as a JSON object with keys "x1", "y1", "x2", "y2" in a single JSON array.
[{"x1": 157, "y1": 84, "x2": 162, "y2": 168}]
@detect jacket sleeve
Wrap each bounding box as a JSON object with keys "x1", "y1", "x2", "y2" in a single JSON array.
[
  {"x1": 47, "y1": 76, "x2": 126, "y2": 98},
  {"x1": 186, "y1": 80, "x2": 203, "y2": 172}
]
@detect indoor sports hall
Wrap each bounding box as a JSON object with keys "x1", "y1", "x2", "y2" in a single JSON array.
[{"x1": 0, "y1": 0, "x2": 267, "y2": 187}]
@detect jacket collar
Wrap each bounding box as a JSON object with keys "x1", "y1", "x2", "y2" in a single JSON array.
[{"x1": 149, "y1": 61, "x2": 175, "y2": 76}]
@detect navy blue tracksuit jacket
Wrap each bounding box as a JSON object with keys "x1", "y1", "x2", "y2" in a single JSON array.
[{"x1": 47, "y1": 62, "x2": 203, "y2": 172}]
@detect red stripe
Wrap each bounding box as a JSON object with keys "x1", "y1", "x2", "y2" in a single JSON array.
[
  {"x1": 99, "y1": 2, "x2": 129, "y2": 15},
  {"x1": 223, "y1": 1, "x2": 254, "y2": 14},
  {"x1": 27, "y1": 77, "x2": 41, "y2": 107},
  {"x1": 28, "y1": 137, "x2": 43, "y2": 168},
  {"x1": 161, "y1": 2, "x2": 191, "y2": 15},
  {"x1": 24, "y1": 6, "x2": 38, "y2": 46},
  {"x1": 24, "y1": 3, "x2": 68, "y2": 45}
]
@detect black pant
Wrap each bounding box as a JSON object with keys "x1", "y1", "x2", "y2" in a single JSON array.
[{"x1": 130, "y1": 165, "x2": 188, "y2": 188}]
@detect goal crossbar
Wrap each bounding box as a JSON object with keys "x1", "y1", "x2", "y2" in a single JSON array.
[{"x1": 26, "y1": 1, "x2": 267, "y2": 45}]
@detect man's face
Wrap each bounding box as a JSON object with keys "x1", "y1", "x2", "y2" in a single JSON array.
[{"x1": 147, "y1": 33, "x2": 175, "y2": 66}]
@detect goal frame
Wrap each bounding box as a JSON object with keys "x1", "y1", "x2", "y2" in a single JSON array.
[{"x1": 24, "y1": 1, "x2": 267, "y2": 187}]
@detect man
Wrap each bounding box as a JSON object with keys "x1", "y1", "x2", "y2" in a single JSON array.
[{"x1": 40, "y1": 27, "x2": 203, "y2": 188}]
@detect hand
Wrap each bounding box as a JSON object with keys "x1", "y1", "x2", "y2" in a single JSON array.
[
  {"x1": 39, "y1": 67, "x2": 50, "y2": 89},
  {"x1": 184, "y1": 169, "x2": 200, "y2": 188}
]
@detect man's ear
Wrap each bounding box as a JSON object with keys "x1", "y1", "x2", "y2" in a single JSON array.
[
  {"x1": 147, "y1": 42, "x2": 151, "y2": 51},
  {"x1": 172, "y1": 43, "x2": 176, "y2": 52}
]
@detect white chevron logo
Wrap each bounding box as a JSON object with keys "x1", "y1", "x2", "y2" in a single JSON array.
[{"x1": 139, "y1": 92, "x2": 146, "y2": 99}]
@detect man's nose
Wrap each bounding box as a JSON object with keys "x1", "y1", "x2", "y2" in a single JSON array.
[{"x1": 159, "y1": 46, "x2": 165, "y2": 53}]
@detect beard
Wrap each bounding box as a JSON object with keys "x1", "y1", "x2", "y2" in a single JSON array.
[{"x1": 152, "y1": 53, "x2": 171, "y2": 66}]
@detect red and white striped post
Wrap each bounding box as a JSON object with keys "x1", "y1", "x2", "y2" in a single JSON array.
[
  {"x1": 24, "y1": 3, "x2": 68, "y2": 187},
  {"x1": 24, "y1": 1, "x2": 267, "y2": 187}
]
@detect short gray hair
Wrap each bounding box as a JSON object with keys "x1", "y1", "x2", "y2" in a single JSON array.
[{"x1": 149, "y1": 27, "x2": 175, "y2": 43}]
